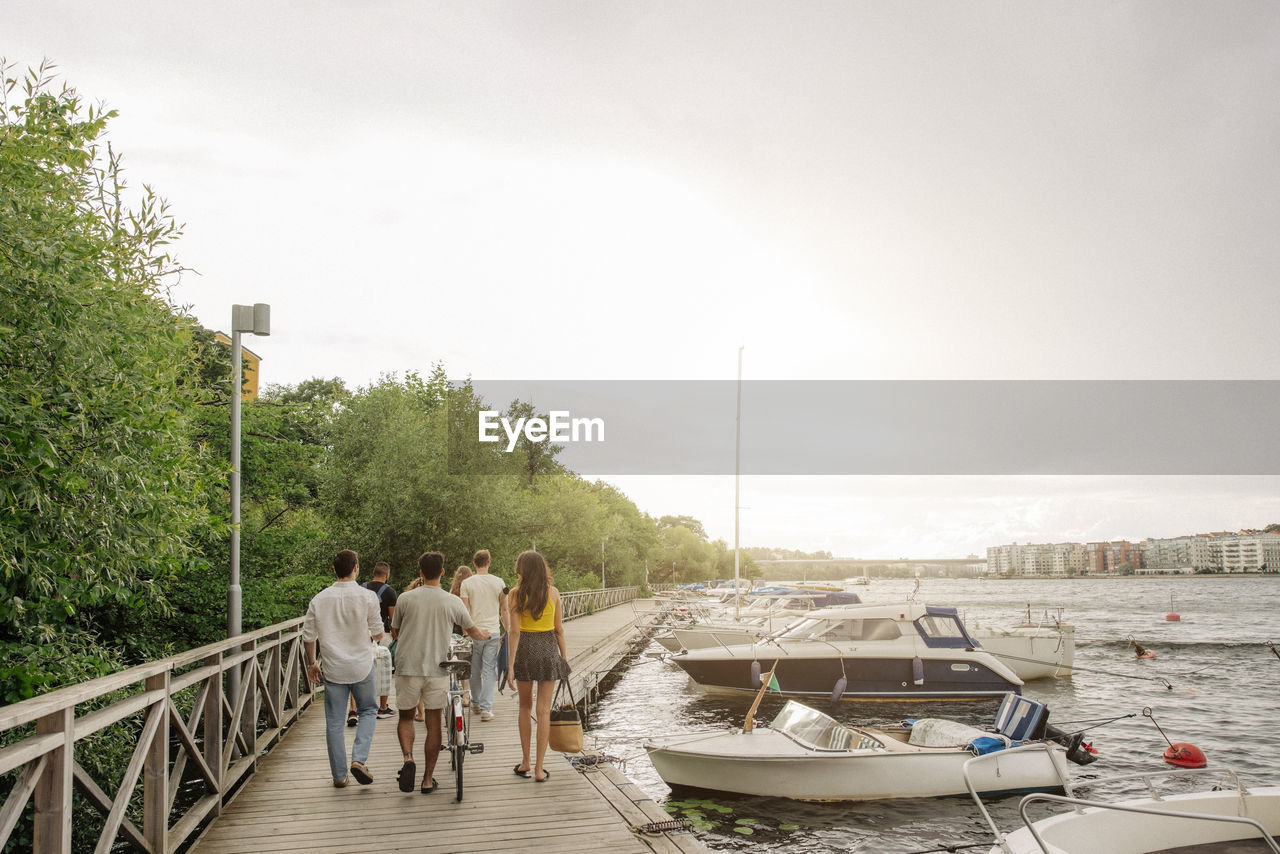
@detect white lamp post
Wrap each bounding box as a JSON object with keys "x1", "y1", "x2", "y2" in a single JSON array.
[
  {"x1": 229, "y1": 303, "x2": 270, "y2": 640},
  {"x1": 601, "y1": 537, "x2": 607, "y2": 589}
]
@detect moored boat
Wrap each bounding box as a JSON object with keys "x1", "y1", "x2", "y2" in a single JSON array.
[
  {"x1": 669, "y1": 603, "x2": 1024, "y2": 701},
  {"x1": 646, "y1": 693, "x2": 1090, "y2": 802},
  {"x1": 983, "y1": 768, "x2": 1280, "y2": 853}
]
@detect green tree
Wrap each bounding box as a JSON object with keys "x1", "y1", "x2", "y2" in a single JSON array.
[{"x1": 0, "y1": 61, "x2": 214, "y2": 690}]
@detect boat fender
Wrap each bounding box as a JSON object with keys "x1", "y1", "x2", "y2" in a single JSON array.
[
  {"x1": 830, "y1": 676, "x2": 847, "y2": 704},
  {"x1": 750, "y1": 660, "x2": 762, "y2": 689},
  {"x1": 912, "y1": 656, "x2": 925, "y2": 687},
  {"x1": 1163, "y1": 742, "x2": 1206, "y2": 768}
]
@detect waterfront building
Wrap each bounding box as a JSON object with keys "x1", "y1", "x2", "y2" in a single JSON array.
[
  {"x1": 1140, "y1": 536, "x2": 1194, "y2": 569},
  {"x1": 1085, "y1": 541, "x2": 1142, "y2": 575},
  {"x1": 1190, "y1": 531, "x2": 1280, "y2": 573},
  {"x1": 986, "y1": 542, "x2": 1086, "y2": 577}
]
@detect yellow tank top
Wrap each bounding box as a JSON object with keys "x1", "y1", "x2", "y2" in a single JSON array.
[{"x1": 518, "y1": 595, "x2": 555, "y2": 632}]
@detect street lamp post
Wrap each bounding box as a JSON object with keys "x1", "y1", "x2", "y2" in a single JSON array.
[
  {"x1": 601, "y1": 537, "x2": 607, "y2": 589},
  {"x1": 229, "y1": 303, "x2": 270, "y2": 641}
]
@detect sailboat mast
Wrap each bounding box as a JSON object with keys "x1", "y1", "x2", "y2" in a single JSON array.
[{"x1": 734, "y1": 346, "x2": 743, "y2": 621}]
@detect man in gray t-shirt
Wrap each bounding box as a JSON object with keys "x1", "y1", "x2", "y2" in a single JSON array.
[{"x1": 390, "y1": 551, "x2": 490, "y2": 793}]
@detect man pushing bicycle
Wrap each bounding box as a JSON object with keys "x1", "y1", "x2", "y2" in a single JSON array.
[{"x1": 391, "y1": 551, "x2": 490, "y2": 794}]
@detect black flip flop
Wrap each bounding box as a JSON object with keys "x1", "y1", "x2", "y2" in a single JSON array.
[
  {"x1": 513, "y1": 764, "x2": 531, "y2": 778},
  {"x1": 397, "y1": 760, "x2": 416, "y2": 793},
  {"x1": 420, "y1": 777, "x2": 438, "y2": 794},
  {"x1": 534, "y1": 770, "x2": 550, "y2": 783}
]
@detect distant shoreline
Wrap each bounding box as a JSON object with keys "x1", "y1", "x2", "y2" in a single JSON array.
[{"x1": 978, "y1": 573, "x2": 1274, "y2": 580}]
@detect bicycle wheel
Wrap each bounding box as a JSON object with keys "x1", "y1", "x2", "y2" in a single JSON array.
[{"x1": 454, "y1": 740, "x2": 464, "y2": 802}]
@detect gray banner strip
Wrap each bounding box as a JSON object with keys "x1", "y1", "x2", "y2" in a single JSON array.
[{"x1": 456, "y1": 380, "x2": 1280, "y2": 475}]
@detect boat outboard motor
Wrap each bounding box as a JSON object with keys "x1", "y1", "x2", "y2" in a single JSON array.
[{"x1": 1045, "y1": 724, "x2": 1098, "y2": 766}]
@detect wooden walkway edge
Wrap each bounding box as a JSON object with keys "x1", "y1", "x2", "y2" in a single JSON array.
[{"x1": 189, "y1": 601, "x2": 707, "y2": 854}]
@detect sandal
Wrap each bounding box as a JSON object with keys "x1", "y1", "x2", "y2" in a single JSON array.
[
  {"x1": 534, "y1": 770, "x2": 550, "y2": 783},
  {"x1": 397, "y1": 760, "x2": 416, "y2": 793},
  {"x1": 420, "y1": 777, "x2": 438, "y2": 794},
  {"x1": 346, "y1": 712, "x2": 358, "y2": 728},
  {"x1": 513, "y1": 764, "x2": 531, "y2": 778}
]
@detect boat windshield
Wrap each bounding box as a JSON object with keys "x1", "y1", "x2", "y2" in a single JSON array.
[
  {"x1": 777, "y1": 618, "x2": 902, "y2": 642},
  {"x1": 914, "y1": 609, "x2": 978, "y2": 649},
  {"x1": 771, "y1": 702, "x2": 855, "y2": 750},
  {"x1": 778, "y1": 618, "x2": 829, "y2": 640}
]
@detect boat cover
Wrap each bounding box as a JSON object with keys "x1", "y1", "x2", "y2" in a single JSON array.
[{"x1": 907, "y1": 718, "x2": 1010, "y2": 749}]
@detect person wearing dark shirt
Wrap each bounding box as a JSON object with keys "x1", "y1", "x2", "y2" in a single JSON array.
[{"x1": 358, "y1": 561, "x2": 397, "y2": 719}]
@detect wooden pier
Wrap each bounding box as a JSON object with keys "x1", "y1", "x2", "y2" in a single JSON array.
[{"x1": 189, "y1": 599, "x2": 705, "y2": 854}]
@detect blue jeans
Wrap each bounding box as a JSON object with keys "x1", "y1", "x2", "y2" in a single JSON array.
[
  {"x1": 322, "y1": 663, "x2": 377, "y2": 782},
  {"x1": 470, "y1": 636, "x2": 502, "y2": 713}
]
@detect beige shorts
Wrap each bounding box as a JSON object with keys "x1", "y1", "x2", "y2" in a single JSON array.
[{"x1": 394, "y1": 674, "x2": 449, "y2": 710}]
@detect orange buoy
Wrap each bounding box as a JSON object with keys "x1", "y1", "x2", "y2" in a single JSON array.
[
  {"x1": 1163, "y1": 742, "x2": 1206, "y2": 768},
  {"x1": 1166, "y1": 612, "x2": 1181, "y2": 621}
]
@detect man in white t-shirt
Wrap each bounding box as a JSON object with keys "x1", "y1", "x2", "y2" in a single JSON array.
[
  {"x1": 302, "y1": 549, "x2": 383, "y2": 788},
  {"x1": 391, "y1": 551, "x2": 490, "y2": 793},
  {"x1": 460, "y1": 549, "x2": 508, "y2": 722}
]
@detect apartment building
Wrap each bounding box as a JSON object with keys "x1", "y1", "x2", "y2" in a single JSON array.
[
  {"x1": 1190, "y1": 532, "x2": 1280, "y2": 573},
  {"x1": 1086, "y1": 541, "x2": 1143, "y2": 575},
  {"x1": 986, "y1": 542, "x2": 1086, "y2": 577},
  {"x1": 1140, "y1": 536, "x2": 1194, "y2": 569}
]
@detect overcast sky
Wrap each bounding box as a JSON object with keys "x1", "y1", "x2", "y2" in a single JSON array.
[{"x1": 10, "y1": 2, "x2": 1280, "y2": 557}]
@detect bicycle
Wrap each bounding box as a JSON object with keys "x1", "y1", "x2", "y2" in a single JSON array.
[{"x1": 440, "y1": 643, "x2": 484, "y2": 802}]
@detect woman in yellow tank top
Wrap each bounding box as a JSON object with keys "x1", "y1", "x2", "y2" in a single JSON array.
[{"x1": 506, "y1": 551, "x2": 569, "y2": 783}]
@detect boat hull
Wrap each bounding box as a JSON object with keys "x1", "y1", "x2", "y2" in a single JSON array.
[
  {"x1": 975, "y1": 624, "x2": 1075, "y2": 680},
  {"x1": 647, "y1": 731, "x2": 1069, "y2": 801},
  {"x1": 672, "y1": 653, "x2": 1020, "y2": 701},
  {"x1": 992, "y1": 787, "x2": 1280, "y2": 853}
]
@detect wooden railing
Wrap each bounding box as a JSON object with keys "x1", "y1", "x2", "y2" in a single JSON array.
[
  {"x1": 559, "y1": 586, "x2": 637, "y2": 620},
  {"x1": 0, "y1": 619, "x2": 315, "y2": 853}
]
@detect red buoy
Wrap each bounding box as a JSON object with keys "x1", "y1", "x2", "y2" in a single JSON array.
[
  {"x1": 1163, "y1": 743, "x2": 1206, "y2": 768},
  {"x1": 1166, "y1": 612, "x2": 1181, "y2": 622}
]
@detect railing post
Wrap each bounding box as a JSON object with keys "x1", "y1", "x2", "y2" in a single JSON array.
[
  {"x1": 268, "y1": 629, "x2": 282, "y2": 727},
  {"x1": 240, "y1": 636, "x2": 258, "y2": 767},
  {"x1": 144, "y1": 670, "x2": 170, "y2": 853},
  {"x1": 33, "y1": 707, "x2": 73, "y2": 854},
  {"x1": 203, "y1": 652, "x2": 223, "y2": 815}
]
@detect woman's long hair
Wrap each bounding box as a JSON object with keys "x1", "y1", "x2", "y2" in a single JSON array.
[
  {"x1": 450, "y1": 566, "x2": 472, "y2": 596},
  {"x1": 513, "y1": 551, "x2": 551, "y2": 621}
]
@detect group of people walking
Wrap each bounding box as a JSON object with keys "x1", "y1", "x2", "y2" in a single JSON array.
[{"x1": 301, "y1": 547, "x2": 569, "y2": 790}]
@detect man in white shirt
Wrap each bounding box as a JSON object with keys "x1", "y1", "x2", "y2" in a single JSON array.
[
  {"x1": 302, "y1": 549, "x2": 383, "y2": 787},
  {"x1": 460, "y1": 549, "x2": 507, "y2": 722},
  {"x1": 391, "y1": 551, "x2": 490, "y2": 793}
]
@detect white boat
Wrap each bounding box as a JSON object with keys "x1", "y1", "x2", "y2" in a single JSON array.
[
  {"x1": 646, "y1": 693, "x2": 1090, "y2": 802},
  {"x1": 981, "y1": 768, "x2": 1280, "y2": 853},
  {"x1": 669, "y1": 602, "x2": 1025, "y2": 701},
  {"x1": 973, "y1": 619, "x2": 1076, "y2": 680},
  {"x1": 652, "y1": 588, "x2": 863, "y2": 653}
]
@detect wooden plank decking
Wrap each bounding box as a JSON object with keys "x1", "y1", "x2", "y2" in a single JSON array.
[{"x1": 190, "y1": 601, "x2": 705, "y2": 854}]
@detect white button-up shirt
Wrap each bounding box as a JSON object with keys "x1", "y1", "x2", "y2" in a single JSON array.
[{"x1": 301, "y1": 580, "x2": 382, "y2": 684}]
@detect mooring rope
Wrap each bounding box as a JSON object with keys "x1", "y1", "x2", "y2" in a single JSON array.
[
  {"x1": 981, "y1": 649, "x2": 1174, "y2": 690},
  {"x1": 902, "y1": 841, "x2": 992, "y2": 854}
]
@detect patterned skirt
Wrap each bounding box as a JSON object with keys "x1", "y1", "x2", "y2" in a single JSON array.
[{"x1": 512, "y1": 630, "x2": 570, "y2": 683}]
